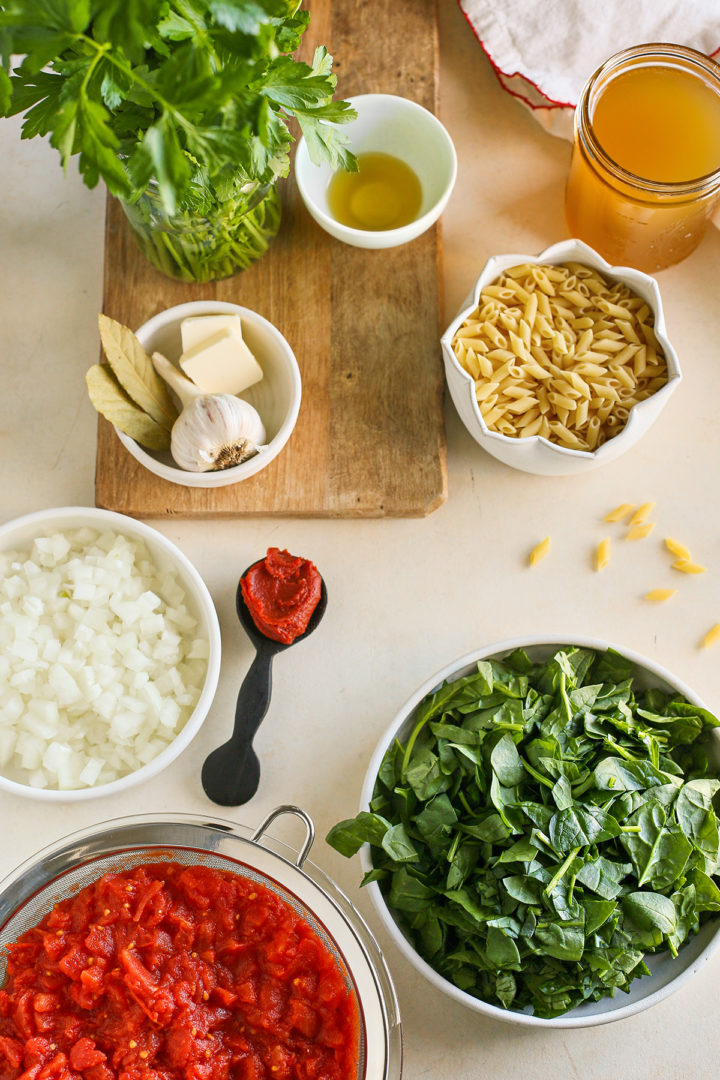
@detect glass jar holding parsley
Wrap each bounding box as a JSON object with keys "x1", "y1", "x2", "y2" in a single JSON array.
[
  {"x1": 0, "y1": 1, "x2": 357, "y2": 283},
  {"x1": 120, "y1": 178, "x2": 283, "y2": 283}
]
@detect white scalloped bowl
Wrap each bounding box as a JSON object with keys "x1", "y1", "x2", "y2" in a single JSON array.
[
  {"x1": 440, "y1": 240, "x2": 681, "y2": 475},
  {"x1": 359, "y1": 636, "x2": 720, "y2": 1028},
  {"x1": 115, "y1": 301, "x2": 302, "y2": 488}
]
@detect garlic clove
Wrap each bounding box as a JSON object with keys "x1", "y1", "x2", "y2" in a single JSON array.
[
  {"x1": 170, "y1": 394, "x2": 267, "y2": 472},
  {"x1": 152, "y1": 351, "x2": 204, "y2": 408}
]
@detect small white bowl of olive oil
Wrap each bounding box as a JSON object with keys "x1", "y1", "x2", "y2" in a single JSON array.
[{"x1": 295, "y1": 93, "x2": 457, "y2": 249}]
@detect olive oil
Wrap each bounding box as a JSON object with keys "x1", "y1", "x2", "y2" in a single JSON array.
[{"x1": 327, "y1": 151, "x2": 423, "y2": 231}]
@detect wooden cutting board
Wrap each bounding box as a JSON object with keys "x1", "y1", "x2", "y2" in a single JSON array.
[{"x1": 95, "y1": 0, "x2": 446, "y2": 518}]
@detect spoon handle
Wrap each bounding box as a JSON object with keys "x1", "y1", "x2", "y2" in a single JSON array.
[
  {"x1": 232, "y1": 643, "x2": 274, "y2": 777},
  {"x1": 200, "y1": 642, "x2": 277, "y2": 807}
]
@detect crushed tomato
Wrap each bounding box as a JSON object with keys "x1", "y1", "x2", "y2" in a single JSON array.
[{"x1": 0, "y1": 863, "x2": 358, "y2": 1080}]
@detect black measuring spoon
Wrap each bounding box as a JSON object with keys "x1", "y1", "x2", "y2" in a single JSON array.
[{"x1": 201, "y1": 564, "x2": 327, "y2": 806}]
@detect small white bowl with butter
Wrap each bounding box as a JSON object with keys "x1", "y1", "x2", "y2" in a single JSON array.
[{"x1": 114, "y1": 301, "x2": 301, "y2": 487}]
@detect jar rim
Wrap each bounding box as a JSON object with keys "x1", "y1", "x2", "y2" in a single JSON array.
[{"x1": 576, "y1": 42, "x2": 720, "y2": 196}]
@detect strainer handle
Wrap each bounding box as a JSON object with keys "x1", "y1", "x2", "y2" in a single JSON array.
[{"x1": 250, "y1": 804, "x2": 315, "y2": 868}]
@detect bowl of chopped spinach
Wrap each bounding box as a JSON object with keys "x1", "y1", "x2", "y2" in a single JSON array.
[{"x1": 326, "y1": 639, "x2": 720, "y2": 1026}]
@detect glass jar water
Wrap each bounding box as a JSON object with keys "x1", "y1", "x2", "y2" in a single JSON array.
[{"x1": 119, "y1": 180, "x2": 282, "y2": 283}]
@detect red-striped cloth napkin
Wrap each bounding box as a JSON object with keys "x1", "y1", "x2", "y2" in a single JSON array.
[{"x1": 459, "y1": 0, "x2": 720, "y2": 139}]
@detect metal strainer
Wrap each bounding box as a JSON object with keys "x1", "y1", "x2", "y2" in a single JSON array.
[{"x1": 0, "y1": 806, "x2": 402, "y2": 1080}]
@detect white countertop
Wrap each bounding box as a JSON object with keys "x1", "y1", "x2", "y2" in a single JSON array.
[{"x1": 2, "y1": 5, "x2": 720, "y2": 1077}]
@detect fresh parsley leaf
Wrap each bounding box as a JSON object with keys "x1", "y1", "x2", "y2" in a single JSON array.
[{"x1": 1, "y1": 0, "x2": 357, "y2": 218}]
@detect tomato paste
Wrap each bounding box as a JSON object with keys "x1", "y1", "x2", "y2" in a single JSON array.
[
  {"x1": 241, "y1": 549, "x2": 322, "y2": 645},
  {"x1": 0, "y1": 862, "x2": 358, "y2": 1080}
]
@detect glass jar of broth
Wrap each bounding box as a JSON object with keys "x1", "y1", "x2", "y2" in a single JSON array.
[{"x1": 565, "y1": 44, "x2": 720, "y2": 272}]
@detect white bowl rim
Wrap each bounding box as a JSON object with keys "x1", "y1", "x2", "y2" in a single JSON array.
[
  {"x1": 295, "y1": 92, "x2": 458, "y2": 242},
  {"x1": 359, "y1": 633, "x2": 719, "y2": 1028},
  {"x1": 439, "y1": 239, "x2": 682, "y2": 462},
  {"x1": 114, "y1": 301, "x2": 302, "y2": 487},
  {"x1": 0, "y1": 506, "x2": 221, "y2": 801}
]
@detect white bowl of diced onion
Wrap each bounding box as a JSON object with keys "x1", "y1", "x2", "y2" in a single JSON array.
[
  {"x1": 0, "y1": 507, "x2": 221, "y2": 800},
  {"x1": 440, "y1": 239, "x2": 682, "y2": 475}
]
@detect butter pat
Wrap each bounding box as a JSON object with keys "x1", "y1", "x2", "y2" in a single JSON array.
[
  {"x1": 181, "y1": 314, "x2": 243, "y2": 353},
  {"x1": 179, "y1": 328, "x2": 264, "y2": 395}
]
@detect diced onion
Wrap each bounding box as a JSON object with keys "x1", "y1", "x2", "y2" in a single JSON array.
[{"x1": 0, "y1": 528, "x2": 208, "y2": 790}]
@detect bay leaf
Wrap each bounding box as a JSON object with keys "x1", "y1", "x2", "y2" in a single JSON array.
[
  {"x1": 86, "y1": 364, "x2": 171, "y2": 450},
  {"x1": 98, "y1": 313, "x2": 178, "y2": 431}
]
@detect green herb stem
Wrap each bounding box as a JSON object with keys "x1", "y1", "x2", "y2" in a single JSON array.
[
  {"x1": 120, "y1": 182, "x2": 281, "y2": 282},
  {"x1": 401, "y1": 714, "x2": 432, "y2": 779},
  {"x1": 77, "y1": 33, "x2": 203, "y2": 139},
  {"x1": 520, "y1": 758, "x2": 554, "y2": 790},
  {"x1": 544, "y1": 847, "x2": 581, "y2": 898},
  {"x1": 533, "y1": 830, "x2": 560, "y2": 858},
  {"x1": 447, "y1": 832, "x2": 461, "y2": 863},
  {"x1": 80, "y1": 42, "x2": 110, "y2": 96},
  {"x1": 606, "y1": 737, "x2": 637, "y2": 762},
  {"x1": 570, "y1": 774, "x2": 596, "y2": 799}
]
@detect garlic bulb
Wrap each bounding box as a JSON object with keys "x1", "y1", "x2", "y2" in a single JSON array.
[
  {"x1": 171, "y1": 394, "x2": 267, "y2": 472},
  {"x1": 152, "y1": 352, "x2": 266, "y2": 472}
]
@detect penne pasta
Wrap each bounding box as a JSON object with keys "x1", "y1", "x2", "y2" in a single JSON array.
[
  {"x1": 626, "y1": 522, "x2": 655, "y2": 541},
  {"x1": 644, "y1": 588, "x2": 677, "y2": 602},
  {"x1": 475, "y1": 380, "x2": 500, "y2": 402},
  {"x1": 517, "y1": 407, "x2": 541, "y2": 429},
  {"x1": 604, "y1": 502, "x2": 636, "y2": 522},
  {"x1": 672, "y1": 560, "x2": 707, "y2": 575},
  {"x1": 505, "y1": 396, "x2": 540, "y2": 415},
  {"x1": 629, "y1": 501, "x2": 655, "y2": 526},
  {"x1": 463, "y1": 349, "x2": 482, "y2": 380},
  {"x1": 702, "y1": 624, "x2": 720, "y2": 649},
  {"x1": 478, "y1": 353, "x2": 494, "y2": 378},
  {"x1": 665, "y1": 537, "x2": 692, "y2": 562},
  {"x1": 519, "y1": 414, "x2": 543, "y2": 437},
  {"x1": 523, "y1": 291, "x2": 538, "y2": 327},
  {"x1": 615, "y1": 319, "x2": 641, "y2": 344},
  {"x1": 529, "y1": 536, "x2": 551, "y2": 566},
  {"x1": 450, "y1": 261, "x2": 667, "y2": 452},
  {"x1": 595, "y1": 537, "x2": 611, "y2": 571}
]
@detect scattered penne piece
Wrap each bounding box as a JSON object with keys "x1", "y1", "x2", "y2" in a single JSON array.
[
  {"x1": 644, "y1": 588, "x2": 677, "y2": 602},
  {"x1": 595, "y1": 537, "x2": 611, "y2": 571},
  {"x1": 529, "y1": 537, "x2": 551, "y2": 567},
  {"x1": 626, "y1": 522, "x2": 655, "y2": 541},
  {"x1": 628, "y1": 501, "x2": 655, "y2": 526},
  {"x1": 665, "y1": 537, "x2": 692, "y2": 562},
  {"x1": 672, "y1": 559, "x2": 707, "y2": 575},
  {"x1": 604, "y1": 503, "x2": 636, "y2": 523},
  {"x1": 701, "y1": 623, "x2": 720, "y2": 649}
]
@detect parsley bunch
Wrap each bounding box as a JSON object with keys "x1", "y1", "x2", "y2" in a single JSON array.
[{"x1": 0, "y1": 0, "x2": 356, "y2": 278}]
